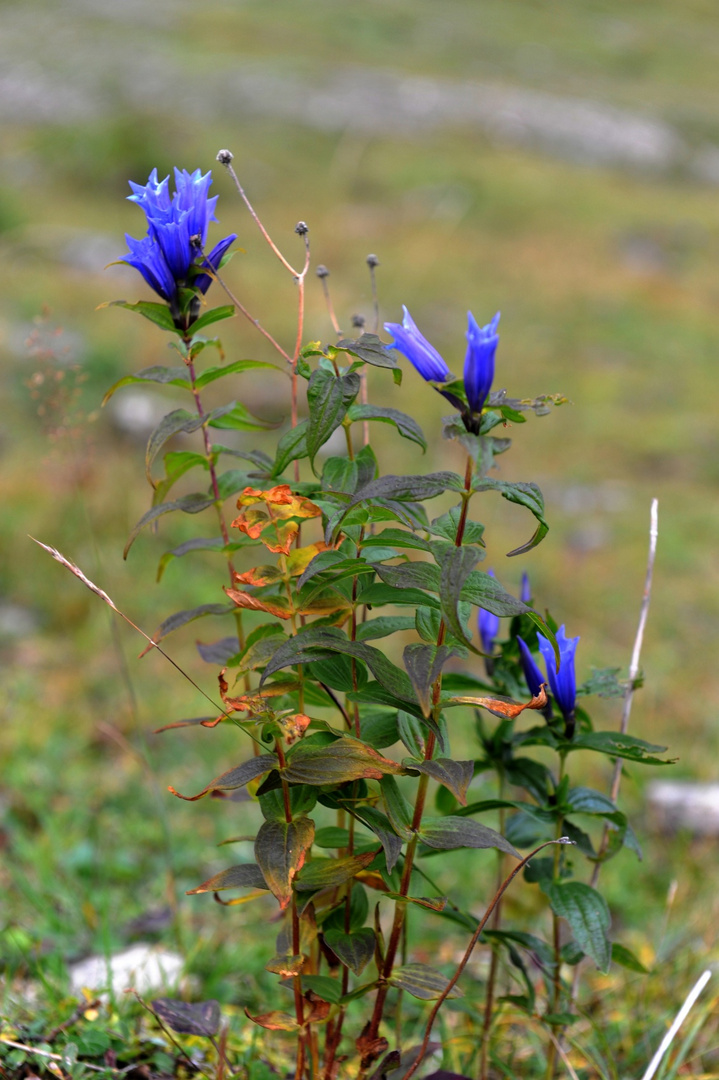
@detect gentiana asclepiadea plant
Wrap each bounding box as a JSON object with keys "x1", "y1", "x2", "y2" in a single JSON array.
[{"x1": 41, "y1": 150, "x2": 672, "y2": 1080}]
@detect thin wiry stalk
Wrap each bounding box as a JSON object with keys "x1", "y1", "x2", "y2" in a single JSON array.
[
  {"x1": 400, "y1": 839, "x2": 576, "y2": 1080},
  {"x1": 30, "y1": 540, "x2": 264, "y2": 748}
]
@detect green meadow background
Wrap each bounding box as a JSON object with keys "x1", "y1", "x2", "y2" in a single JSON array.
[{"x1": 3, "y1": 0, "x2": 719, "y2": 1073}]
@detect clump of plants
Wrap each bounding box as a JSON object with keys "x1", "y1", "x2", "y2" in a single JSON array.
[{"x1": 39, "y1": 151, "x2": 671, "y2": 1079}]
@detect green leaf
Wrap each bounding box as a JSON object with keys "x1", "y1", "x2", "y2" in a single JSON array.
[
  {"x1": 361, "y1": 528, "x2": 432, "y2": 553},
  {"x1": 440, "y1": 546, "x2": 481, "y2": 649},
  {"x1": 153, "y1": 450, "x2": 209, "y2": 504},
  {"x1": 397, "y1": 710, "x2": 426, "y2": 758},
  {"x1": 473, "y1": 478, "x2": 549, "y2": 556},
  {"x1": 282, "y1": 737, "x2": 405, "y2": 785},
  {"x1": 564, "y1": 731, "x2": 673, "y2": 765},
  {"x1": 388, "y1": 963, "x2": 463, "y2": 1000},
  {"x1": 191, "y1": 304, "x2": 236, "y2": 333},
  {"x1": 358, "y1": 582, "x2": 440, "y2": 611},
  {"x1": 296, "y1": 550, "x2": 350, "y2": 589},
  {"x1": 429, "y1": 505, "x2": 485, "y2": 546},
  {"x1": 215, "y1": 468, "x2": 254, "y2": 501},
  {"x1": 273, "y1": 420, "x2": 309, "y2": 476},
  {"x1": 298, "y1": 560, "x2": 375, "y2": 607},
  {"x1": 294, "y1": 851, "x2": 376, "y2": 891},
  {"x1": 611, "y1": 942, "x2": 649, "y2": 974},
  {"x1": 323, "y1": 884, "x2": 369, "y2": 930},
  {"x1": 124, "y1": 494, "x2": 216, "y2": 557},
  {"x1": 306, "y1": 368, "x2": 361, "y2": 465},
  {"x1": 402, "y1": 644, "x2": 453, "y2": 717},
  {"x1": 170, "y1": 754, "x2": 278, "y2": 802},
  {"x1": 525, "y1": 612, "x2": 561, "y2": 667},
  {"x1": 460, "y1": 568, "x2": 530, "y2": 617},
  {"x1": 346, "y1": 405, "x2": 427, "y2": 450},
  {"x1": 335, "y1": 333, "x2": 399, "y2": 369},
  {"x1": 355, "y1": 616, "x2": 416, "y2": 642},
  {"x1": 359, "y1": 710, "x2": 400, "y2": 749},
  {"x1": 259, "y1": 785, "x2": 317, "y2": 822},
  {"x1": 308, "y1": 654, "x2": 362, "y2": 695},
  {"x1": 353, "y1": 805, "x2": 404, "y2": 872},
  {"x1": 578, "y1": 667, "x2": 626, "y2": 699},
  {"x1": 144, "y1": 601, "x2": 236, "y2": 647},
  {"x1": 314, "y1": 827, "x2": 350, "y2": 848},
  {"x1": 322, "y1": 456, "x2": 359, "y2": 494},
  {"x1": 187, "y1": 863, "x2": 268, "y2": 894},
  {"x1": 379, "y1": 776, "x2": 414, "y2": 840},
  {"x1": 374, "y1": 561, "x2": 441, "y2": 593},
  {"x1": 324, "y1": 928, "x2": 376, "y2": 975},
  {"x1": 565, "y1": 786, "x2": 625, "y2": 825},
  {"x1": 102, "y1": 365, "x2": 190, "y2": 404},
  {"x1": 195, "y1": 358, "x2": 277, "y2": 390},
  {"x1": 299, "y1": 976, "x2": 343, "y2": 1004},
  {"x1": 261, "y1": 627, "x2": 417, "y2": 705},
  {"x1": 254, "y1": 816, "x2": 315, "y2": 910},
  {"x1": 104, "y1": 299, "x2": 179, "y2": 333},
  {"x1": 208, "y1": 401, "x2": 272, "y2": 432},
  {"x1": 145, "y1": 409, "x2": 206, "y2": 483},
  {"x1": 326, "y1": 472, "x2": 461, "y2": 543},
  {"x1": 404, "y1": 758, "x2": 474, "y2": 806},
  {"x1": 418, "y1": 816, "x2": 519, "y2": 857},
  {"x1": 546, "y1": 881, "x2": 611, "y2": 973}
]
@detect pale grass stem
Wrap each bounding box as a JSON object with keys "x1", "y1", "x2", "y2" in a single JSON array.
[
  {"x1": 571, "y1": 499, "x2": 659, "y2": 1005},
  {"x1": 641, "y1": 969, "x2": 712, "y2": 1080}
]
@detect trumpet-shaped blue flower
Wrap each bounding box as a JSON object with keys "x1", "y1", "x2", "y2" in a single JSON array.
[
  {"x1": 537, "y1": 625, "x2": 580, "y2": 721},
  {"x1": 478, "y1": 569, "x2": 501, "y2": 655},
  {"x1": 383, "y1": 306, "x2": 451, "y2": 383},
  {"x1": 520, "y1": 571, "x2": 532, "y2": 605},
  {"x1": 517, "y1": 635, "x2": 545, "y2": 698},
  {"x1": 120, "y1": 168, "x2": 236, "y2": 303},
  {"x1": 464, "y1": 310, "x2": 500, "y2": 414},
  {"x1": 384, "y1": 306, "x2": 499, "y2": 429}
]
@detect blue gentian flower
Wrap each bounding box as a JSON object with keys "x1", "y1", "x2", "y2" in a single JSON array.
[
  {"x1": 384, "y1": 306, "x2": 499, "y2": 433},
  {"x1": 464, "y1": 311, "x2": 500, "y2": 414},
  {"x1": 478, "y1": 569, "x2": 501, "y2": 655},
  {"x1": 537, "y1": 625, "x2": 580, "y2": 722},
  {"x1": 517, "y1": 635, "x2": 545, "y2": 698},
  {"x1": 383, "y1": 306, "x2": 451, "y2": 383},
  {"x1": 520, "y1": 572, "x2": 532, "y2": 605},
  {"x1": 120, "y1": 167, "x2": 236, "y2": 304}
]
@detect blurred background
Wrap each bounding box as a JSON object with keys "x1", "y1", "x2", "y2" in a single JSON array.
[{"x1": 2, "y1": 0, "x2": 719, "y2": 1044}]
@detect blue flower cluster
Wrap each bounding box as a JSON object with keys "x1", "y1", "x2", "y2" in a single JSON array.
[
  {"x1": 384, "y1": 305, "x2": 500, "y2": 425},
  {"x1": 518, "y1": 625, "x2": 579, "y2": 724},
  {"x1": 120, "y1": 168, "x2": 236, "y2": 304}
]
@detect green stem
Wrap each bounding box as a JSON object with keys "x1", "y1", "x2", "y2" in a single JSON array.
[
  {"x1": 478, "y1": 775, "x2": 506, "y2": 1080},
  {"x1": 182, "y1": 337, "x2": 250, "y2": 688},
  {"x1": 545, "y1": 755, "x2": 567, "y2": 1080},
  {"x1": 363, "y1": 453, "x2": 475, "y2": 1054}
]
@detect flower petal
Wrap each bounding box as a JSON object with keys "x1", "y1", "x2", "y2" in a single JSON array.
[{"x1": 384, "y1": 306, "x2": 452, "y2": 383}]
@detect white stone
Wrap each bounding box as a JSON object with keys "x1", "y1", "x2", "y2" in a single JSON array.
[
  {"x1": 69, "y1": 944, "x2": 184, "y2": 998},
  {"x1": 646, "y1": 781, "x2": 719, "y2": 835}
]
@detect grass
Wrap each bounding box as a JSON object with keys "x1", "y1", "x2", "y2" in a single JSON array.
[{"x1": 3, "y1": 0, "x2": 719, "y2": 1076}]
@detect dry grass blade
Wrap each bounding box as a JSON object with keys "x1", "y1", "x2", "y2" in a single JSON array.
[{"x1": 30, "y1": 537, "x2": 243, "y2": 734}]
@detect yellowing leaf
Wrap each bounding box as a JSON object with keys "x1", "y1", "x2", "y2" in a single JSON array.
[
  {"x1": 448, "y1": 685, "x2": 548, "y2": 718},
  {"x1": 225, "y1": 588, "x2": 293, "y2": 619},
  {"x1": 231, "y1": 486, "x2": 323, "y2": 555},
  {"x1": 285, "y1": 542, "x2": 328, "y2": 577}
]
